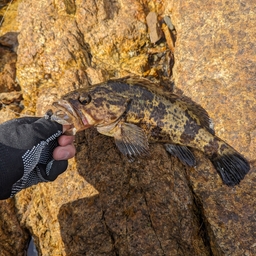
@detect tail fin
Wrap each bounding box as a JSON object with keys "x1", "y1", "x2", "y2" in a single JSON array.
[{"x1": 211, "y1": 151, "x2": 250, "y2": 186}]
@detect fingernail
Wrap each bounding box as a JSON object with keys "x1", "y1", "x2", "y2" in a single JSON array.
[{"x1": 59, "y1": 149, "x2": 70, "y2": 160}]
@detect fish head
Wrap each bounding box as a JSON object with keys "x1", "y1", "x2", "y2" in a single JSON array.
[{"x1": 51, "y1": 86, "x2": 130, "y2": 132}]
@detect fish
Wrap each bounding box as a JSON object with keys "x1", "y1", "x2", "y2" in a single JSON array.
[{"x1": 49, "y1": 76, "x2": 250, "y2": 186}]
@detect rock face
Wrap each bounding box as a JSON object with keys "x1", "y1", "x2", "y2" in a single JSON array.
[
  {"x1": 0, "y1": 0, "x2": 255, "y2": 255},
  {"x1": 0, "y1": 4, "x2": 28, "y2": 256},
  {"x1": 172, "y1": 2, "x2": 256, "y2": 255},
  {"x1": 0, "y1": 199, "x2": 29, "y2": 256},
  {"x1": 0, "y1": 32, "x2": 22, "y2": 123}
]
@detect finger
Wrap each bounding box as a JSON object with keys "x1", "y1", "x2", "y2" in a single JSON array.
[
  {"x1": 58, "y1": 135, "x2": 75, "y2": 146},
  {"x1": 53, "y1": 144, "x2": 76, "y2": 160}
]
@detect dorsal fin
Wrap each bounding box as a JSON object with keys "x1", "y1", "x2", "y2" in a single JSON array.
[
  {"x1": 108, "y1": 76, "x2": 174, "y2": 98},
  {"x1": 177, "y1": 95, "x2": 215, "y2": 135},
  {"x1": 108, "y1": 76, "x2": 215, "y2": 135}
]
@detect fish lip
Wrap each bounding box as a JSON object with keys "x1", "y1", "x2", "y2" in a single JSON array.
[
  {"x1": 53, "y1": 100, "x2": 90, "y2": 127},
  {"x1": 53, "y1": 100, "x2": 77, "y2": 117}
]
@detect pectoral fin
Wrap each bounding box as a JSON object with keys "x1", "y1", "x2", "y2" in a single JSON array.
[
  {"x1": 165, "y1": 144, "x2": 196, "y2": 167},
  {"x1": 114, "y1": 122, "x2": 149, "y2": 161}
]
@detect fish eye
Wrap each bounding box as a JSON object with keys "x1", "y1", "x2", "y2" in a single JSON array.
[{"x1": 78, "y1": 94, "x2": 91, "y2": 105}]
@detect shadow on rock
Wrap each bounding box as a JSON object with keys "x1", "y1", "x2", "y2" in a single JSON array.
[{"x1": 58, "y1": 129, "x2": 211, "y2": 255}]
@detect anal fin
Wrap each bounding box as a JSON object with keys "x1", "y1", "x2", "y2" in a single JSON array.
[
  {"x1": 165, "y1": 144, "x2": 196, "y2": 167},
  {"x1": 114, "y1": 122, "x2": 149, "y2": 161}
]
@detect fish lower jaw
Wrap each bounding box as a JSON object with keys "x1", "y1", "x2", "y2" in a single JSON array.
[
  {"x1": 79, "y1": 112, "x2": 100, "y2": 129},
  {"x1": 81, "y1": 116, "x2": 90, "y2": 127}
]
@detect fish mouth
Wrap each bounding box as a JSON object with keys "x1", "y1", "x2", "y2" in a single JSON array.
[{"x1": 52, "y1": 100, "x2": 90, "y2": 128}]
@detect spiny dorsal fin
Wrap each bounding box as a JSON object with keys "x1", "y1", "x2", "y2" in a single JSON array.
[
  {"x1": 177, "y1": 95, "x2": 215, "y2": 135},
  {"x1": 108, "y1": 76, "x2": 174, "y2": 98}
]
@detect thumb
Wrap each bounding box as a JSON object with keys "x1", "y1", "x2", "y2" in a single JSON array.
[{"x1": 38, "y1": 160, "x2": 68, "y2": 181}]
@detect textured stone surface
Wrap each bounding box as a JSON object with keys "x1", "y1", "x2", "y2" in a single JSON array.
[
  {"x1": 172, "y1": 0, "x2": 256, "y2": 159},
  {"x1": 0, "y1": 0, "x2": 255, "y2": 255},
  {"x1": 0, "y1": 199, "x2": 29, "y2": 256},
  {"x1": 0, "y1": 2, "x2": 29, "y2": 255},
  {"x1": 15, "y1": 157, "x2": 97, "y2": 255},
  {"x1": 0, "y1": 32, "x2": 22, "y2": 123},
  {"x1": 57, "y1": 133, "x2": 208, "y2": 255},
  {"x1": 0, "y1": 0, "x2": 20, "y2": 35},
  {"x1": 172, "y1": 1, "x2": 256, "y2": 255},
  {"x1": 0, "y1": 33, "x2": 19, "y2": 92}
]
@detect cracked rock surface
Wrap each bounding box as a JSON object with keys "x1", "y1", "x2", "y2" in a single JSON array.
[{"x1": 0, "y1": 0, "x2": 255, "y2": 255}]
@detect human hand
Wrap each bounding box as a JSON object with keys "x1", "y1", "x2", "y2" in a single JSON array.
[
  {"x1": 53, "y1": 125, "x2": 76, "y2": 161},
  {"x1": 0, "y1": 117, "x2": 76, "y2": 199}
]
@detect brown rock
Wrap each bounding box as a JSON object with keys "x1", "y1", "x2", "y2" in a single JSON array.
[
  {"x1": 0, "y1": 0, "x2": 254, "y2": 255},
  {"x1": 0, "y1": 31, "x2": 18, "y2": 51},
  {"x1": 0, "y1": 32, "x2": 22, "y2": 121},
  {"x1": 0, "y1": 0, "x2": 12, "y2": 9},
  {"x1": 57, "y1": 135, "x2": 209, "y2": 255},
  {"x1": 0, "y1": 91, "x2": 22, "y2": 104},
  {"x1": 0, "y1": 91, "x2": 22, "y2": 120},
  {"x1": 146, "y1": 12, "x2": 163, "y2": 44},
  {"x1": 0, "y1": 0, "x2": 21, "y2": 35},
  {"x1": 0, "y1": 199, "x2": 29, "y2": 256},
  {"x1": 0, "y1": 47, "x2": 18, "y2": 93},
  {"x1": 0, "y1": 4, "x2": 27, "y2": 255},
  {"x1": 172, "y1": 0, "x2": 256, "y2": 255}
]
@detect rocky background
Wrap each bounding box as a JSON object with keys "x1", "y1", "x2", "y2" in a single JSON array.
[{"x1": 0, "y1": 0, "x2": 255, "y2": 255}]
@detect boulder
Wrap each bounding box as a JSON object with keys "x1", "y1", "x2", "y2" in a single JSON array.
[
  {"x1": 0, "y1": 0, "x2": 255, "y2": 255},
  {"x1": 172, "y1": 1, "x2": 256, "y2": 255},
  {"x1": 0, "y1": 199, "x2": 29, "y2": 256}
]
